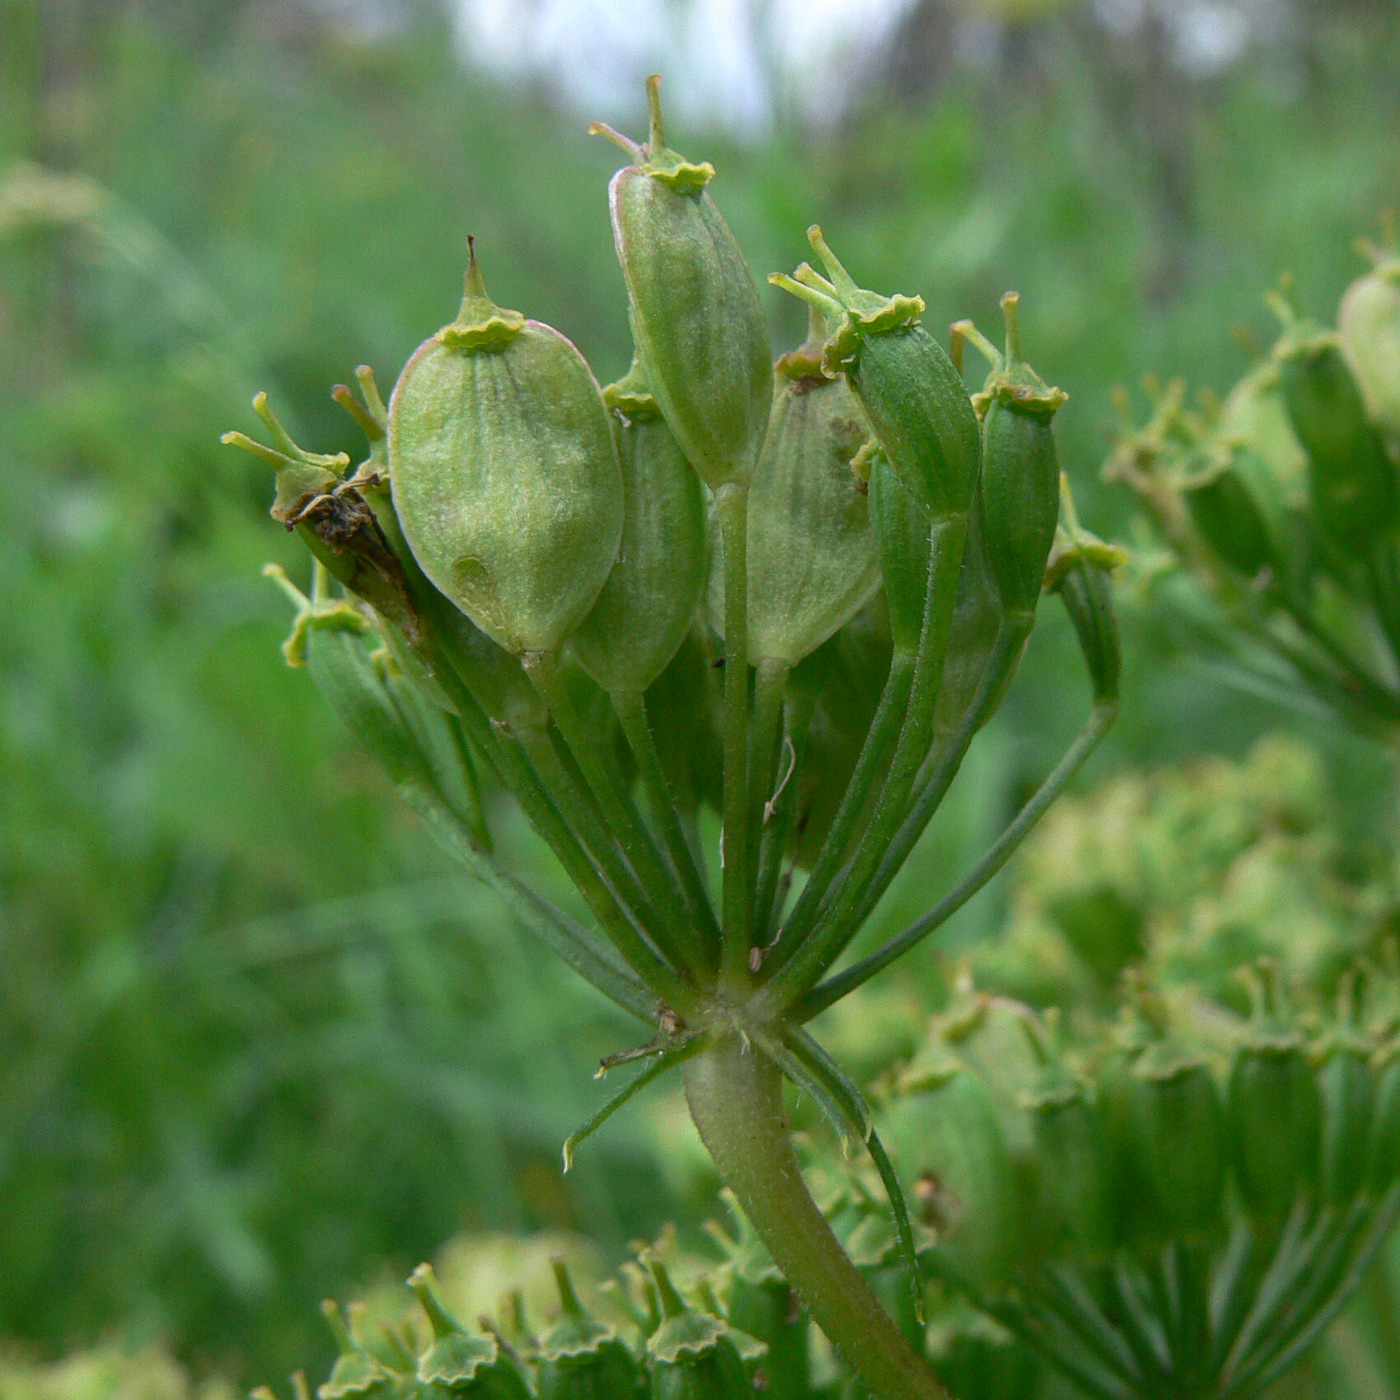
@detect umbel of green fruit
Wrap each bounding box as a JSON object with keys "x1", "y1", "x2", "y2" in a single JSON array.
[
  {"x1": 595, "y1": 75, "x2": 772, "y2": 488},
  {"x1": 388, "y1": 241, "x2": 623, "y2": 655},
  {"x1": 229, "y1": 72, "x2": 1130, "y2": 1400}
]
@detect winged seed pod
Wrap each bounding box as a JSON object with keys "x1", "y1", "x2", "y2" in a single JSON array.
[
  {"x1": 595, "y1": 77, "x2": 771, "y2": 489},
  {"x1": 1019, "y1": 1041, "x2": 1112, "y2": 1257},
  {"x1": 771, "y1": 227, "x2": 979, "y2": 519},
  {"x1": 388, "y1": 243, "x2": 623, "y2": 655},
  {"x1": 878, "y1": 1036, "x2": 1022, "y2": 1294},
  {"x1": 710, "y1": 312, "x2": 880, "y2": 666},
  {"x1": 1338, "y1": 246, "x2": 1400, "y2": 436},
  {"x1": 1044, "y1": 516, "x2": 1125, "y2": 707},
  {"x1": 318, "y1": 1302, "x2": 395, "y2": 1400},
  {"x1": 570, "y1": 357, "x2": 707, "y2": 695},
  {"x1": 928, "y1": 512, "x2": 1005, "y2": 738},
  {"x1": 956, "y1": 294, "x2": 1067, "y2": 617},
  {"x1": 1180, "y1": 445, "x2": 1278, "y2": 580},
  {"x1": 1219, "y1": 357, "x2": 1311, "y2": 502}
]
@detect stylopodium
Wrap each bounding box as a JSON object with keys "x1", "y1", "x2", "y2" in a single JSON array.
[{"x1": 226, "y1": 77, "x2": 1118, "y2": 1400}]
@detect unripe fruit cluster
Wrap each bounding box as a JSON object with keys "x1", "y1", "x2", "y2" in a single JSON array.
[
  {"x1": 1109, "y1": 241, "x2": 1400, "y2": 738},
  {"x1": 876, "y1": 960, "x2": 1400, "y2": 1400}
]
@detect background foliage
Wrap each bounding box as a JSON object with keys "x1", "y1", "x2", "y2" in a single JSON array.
[{"x1": 1, "y1": 0, "x2": 1398, "y2": 1390}]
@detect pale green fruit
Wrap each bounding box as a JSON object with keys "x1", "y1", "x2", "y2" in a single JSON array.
[
  {"x1": 708, "y1": 346, "x2": 880, "y2": 666},
  {"x1": 1219, "y1": 359, "x2": 1309, "y2": 508},
  {"x1": 570, "y1": 360, "x2": 708, "y2": 695},
  {"x1": 1339, "y1": 258, "x2": 1400, "y2": 438},
  {"x1": 603, "y1": 78, "x2": 771, "y2": 488},
  {"x1": 389, "y1": 249, "x2": 623, "y2": 655}
]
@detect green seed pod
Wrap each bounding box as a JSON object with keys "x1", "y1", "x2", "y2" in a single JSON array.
[
  {"x1": 1044, "y1": 520, "x2": 1125, "y2": 706},
  {"x1": 958, "y1": 295, "x2": 1067, "y2": 617},
  {"x1": 389, "y1": 244, "x2": 623, "y2": 655},
  {"x1": 536, "y1": 1258, "x2": 641, "y2": 1400},
  {"x1": 1219, "y1": 358, "x2": 1310, "y2": 506},
  {"x1": 772, "y1": 227, "x2": 980, "y2": 518},
  {"x1": 929, "y1": 508, "x2": 1005, "y2": 739},
  {"x1": 1131, "y1": 1041, "x2": 1226, "y2": 1237},
  {"x1": 223, "y1": 394, "x2": 419, "y2": 642},
  {"x1": 327, "y1": 370, "x2": 554, "y2": 749},
  {"x1": 597, "y1": 77, "x2": 771, "y2": 488},
  {"x1": 1338, "y1": 252, "x2": 1400, "y2": 436},
  {"x1": 868, "y1": 448, "x2": 931, "y2": 656},
  {"x1": 1182, "y1": 446, "x2": 1278, "y2": 580},
  {"x1": 1274, "y1": 312, "x2": 1397, "y2": 552},
  {"x1": 643, "y1": 1257, "x2": 751, "y2": 1400},
  {"x1": 1320, "y1": 1040, "x2": 1376, "y2": 1208},
  {"x1": 1094, "y1": 1028, "x2": 1152, "y2": 1243},
  {"x1": 1217, "y1": 364, "x2": 1318, "y2": 595},
  {"x1": 569, "y1": 357, "x2": 707, "y2": 695},
  {"x1": 1020, "y1": 1054, "x2": 1111, "y2": 1258},
  {"x1": 408, "y1": 1265, "x2": 532, "y2": 1400},
  {"x1": 1227, "y1": 962, "x2": 1322, "y2": 1221},
  {"x1": 318, "y1": 1301, "x2": 396, "y2": 1400},
  {"x1": 1319, "y1": 975, "x2": 1377, "y2": 1207},
  {"x1": 738, "y1": 314, "x2": 880, "y2": 665},
  {"x1": 1366, "y1": 1043, "x2": 1400, "y2": 1194},
  {"x1": 705, "y1": 1195, "x2": 808, "y2": 1400},
  {"x1": 879, "y1": 1038, "x2": 1023, "y2": 1294}
]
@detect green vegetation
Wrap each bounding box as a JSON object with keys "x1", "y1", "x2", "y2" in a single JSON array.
[{"x1": 2, "y1": 1, "x2": 1399, "y2": 1396}]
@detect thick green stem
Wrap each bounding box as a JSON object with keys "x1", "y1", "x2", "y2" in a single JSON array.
[
  {"x1": 716, "y1": 483, "x2": 753, "y2": 987},
  {"x1": 685, "y1": 1035, "x2": 945, "y2": 1400}
]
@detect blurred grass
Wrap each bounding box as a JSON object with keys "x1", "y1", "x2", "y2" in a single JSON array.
[{"x1": 1, "y1": 0, "x2": 1398, "y2": 1387}]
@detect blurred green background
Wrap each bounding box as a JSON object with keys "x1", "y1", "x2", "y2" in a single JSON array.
[{"x1": 2, "y1": 0, "x2": 1398, "y2": 1389}]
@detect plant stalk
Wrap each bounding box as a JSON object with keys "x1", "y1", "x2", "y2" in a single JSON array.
[
  {"x1": 684, "y1": 1034, "x2": 947, "y2": 1400},
  {"x1": 716, "y1": 483, "x2": 753, "y2": 987}
]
